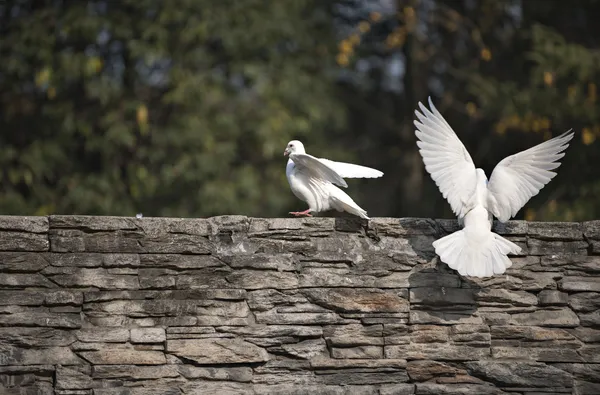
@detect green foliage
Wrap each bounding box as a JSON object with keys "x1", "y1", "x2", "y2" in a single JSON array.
[
  {"x1": 0, "y1": 0, "x2": 346, "y2": 217},
  {"x1": 1, "y1": 0, "x2": 599, "y2": 221}
]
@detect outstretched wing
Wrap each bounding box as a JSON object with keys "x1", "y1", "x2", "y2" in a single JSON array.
[
  {"x1": 414, "y1": 97, "x2": 478, "y2": 218},
  {"x1": 318, "y1": 159, "x2": 383, "y2": 179},
  {"x1": 289, "y1": 153, "x2": 348, "y2": 188},
  {"x1": 487, "y1": 130, "x2": 574, "y2": 222}
]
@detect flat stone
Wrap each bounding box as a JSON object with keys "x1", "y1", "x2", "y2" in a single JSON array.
[
  {"x1": 281, "y1": 338, "x2": 327, "y2": 359},
  {"x1": 331, "y1": 346, "x2": 383, "y2": 359},
  {"x1": 218, "y1": 325, "x2": 322, "y2": 338},
  {"x1": 541, "y1": 255, "x2": 600, "y2": 273},
  {"x1": 464, "y1": 361, "x2": 573, "y2": 389},
  {"x1": 385, "y1": 344, "x2": 490, "y2": 361},
  {"x1": 511, "y1": 308, "x2": 580, "y2": 327},
  {"x1": 476, "y1": 289, "x2": 537, "y2": 307},
  {"x1": 45, "y1": 291, "x2": 83, "y2": 306},
  {"x1": 0, "y1": 291, "x2": 45, "y2": 306},
  {"x1": 55, "y1": 366, "x2": 92, "y2": 390},
  {"x1": 0, "y1": 311, "x2": 81, "y2": 328},
  {"x1": 407, "y1": 360, "x2": 465, "y2": 382},
  {"x1": 298, "y1": 268, "x2": 410, "y2": 288},
  {"x1": 0, "y1": 346, "x2": 81, "y2": 365},
  {"x1": 92, "y1": 365, "x2": 179, "y2": 379},
  {"x1": 582, "y1": 220, "x2": 600, "y2": 239},
  {"x1": 303, "y1": 288, "x2": 408, "y2": 313},
  {"x1": 76, "y1": 328, "x2": 129, "y2": 343},
  {"x1": 0, "y1": 273, "x2": 56, "y2": 288},
  {"x1": 178, "y1": 365, "x2": 252, "y2": 382},
  {"x1": 415, "y1": 383, "x2": 506, "y2": 395},
  {"x1": 559, "y1": 277, "x2": 600, "y2": 292},
  {"x1": 491, "y1": 325, "x2": 576, "y2": 341},
  {"x1": 527, "y1": 222, "x2": 582, "y2": 240},
  {"x1": 491, "y1": 346, "x2": 583, "y2": 362},
  {"x1": 410, "y1": 310, "x2": 483, "y2": 325},
  {"x1": 225, "y1": 270, "x2": 299, "y2": 290},
  {"x1": 79, "y1": 349, "x2": 166, "y2": 365},
  {"x1": 0, "y1": 252, "x2": 49, "y2": 272},
  {"x1": 310, "y1": 356, "x2": 407, "y2": 370},
  {"x1": 49, "y1": 268, "x2": 139, "y2": 289},
  {"x1": 166, "y1": 338, "x2": 270, "y2": 364},
  {"x1": 527, "y1": 239, "x2": 588, "y2": 256},
  {"x1": 569, "y1": 292, "x2": 600, "y2": 312},
  {"x1": 538, "y1": 290, "x2": 569, "y2": 306},
  {"x1": 130, "y1": 328, "x2": 166, "y2": 343},
  {"x1": 0, "y1": 231, "x2": 49, "y2": 252},
  {"x1": 408, "y1": 272, "x2": 461, "y2": 288},
  {"x1": 0, "y1": 328, "x2": 76, "y2": 347},
  {"x1": 255, "y1": 310, "x2": 356, "y2": 325},
  {"x1": 410, "y1": 287, "x2": 475, "y2": 306}
]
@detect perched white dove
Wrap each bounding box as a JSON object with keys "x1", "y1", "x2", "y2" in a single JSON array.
[
  {"x1": 414, "y1": 97, "x2": 574, "y2": 278},
  {"x1": 284, "y1": 140, "x2": 383, "y2": 219}
]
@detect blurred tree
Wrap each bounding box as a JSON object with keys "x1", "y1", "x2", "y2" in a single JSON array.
[
  {"x1": 1, "y1": 0, "x2": 599, "y2": 221},
  {"x1": 333, "y1": 0, "x2": 600, "y2": 221},
  {"x1": 0, "y1": 0, "x2": 347, "y2": 217}
]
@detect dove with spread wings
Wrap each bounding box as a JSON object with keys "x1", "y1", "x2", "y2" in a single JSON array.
[
  {"x1": 284, "y1": 140, "x2": 383, "y2": 219},
  {"x1": 414, "y1": 98, "x2": 574, "y2": 278}
]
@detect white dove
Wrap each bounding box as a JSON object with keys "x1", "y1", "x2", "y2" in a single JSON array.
[
  {"x1": 414, "y1": 97, "x2": 574, "y2": 278},
  {"x1": 284, "y1": 140, "x2": 383, "y2": 219}
]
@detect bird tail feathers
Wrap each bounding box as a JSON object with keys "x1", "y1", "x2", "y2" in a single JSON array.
[
  {"x1": 433, "y1": 229, "x2": 521, "y2": 277},
  {"x1": 329, "y1": 187, "x2": 370, "y2": 220}
]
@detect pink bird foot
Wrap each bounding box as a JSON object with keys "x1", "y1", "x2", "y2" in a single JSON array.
[{"x1": 289, "y1": 209, "x2": 312, "y2": 217}]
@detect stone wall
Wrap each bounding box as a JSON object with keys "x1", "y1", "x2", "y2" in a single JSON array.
[{"x1": 0, "y1": 215, "x2": 599, "y2": 395}]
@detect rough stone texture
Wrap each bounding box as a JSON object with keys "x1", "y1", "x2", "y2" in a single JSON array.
[{"x1": 0, "y1": 215, "x2": 598, "y2": 394}]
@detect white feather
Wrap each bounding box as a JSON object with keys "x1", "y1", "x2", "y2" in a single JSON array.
[
  {"x1": 414, "y1": 97, "x2": 573, "y2": 277},
  {"x1": 318, "y1": 159, "x2": 384, "y2": 179},
  {"x1": 414, "y1": 97, "x2": 478, "y2": 219},
  {"x1": 284, "y1": 140, "x2": 382, "y2": 219},
  {"x1": 487, "y1": 131, "x2": 574, "y2": 222}
]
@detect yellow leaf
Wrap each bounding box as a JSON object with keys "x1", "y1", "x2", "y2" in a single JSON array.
[
  {"x1": 543, "y1": 130, "x2": 551, "y2": 140},
  {"x1": 338, "y1": 40, "x2": 353, "y2": 54},
  {"x1": 543, "y1": 71, "x2": 553, "y2": 86},
  {"x1": 495, "y1": 122, "x2": 506, "y2": 135},
  {"x1": 582, "y1": 127, "x2": 595, "y2": 145},
  {"x1": 524, "y1": 208, "x2": 536, "y2": 221},
  {"x1": 480, "y1": 48, "x2": 492, "y2": 62},
  {"x1": 336, "y1": 53, "x2": 349, "y2": 67},
  {"x1": 540, "y1": 118, "x2": 550, "y2": 130},
  {"x1": 35, "y1": 67, "x2": 51, "y2": 87},
  {"x1": 567, "y1": 85, "x2": 577, "y2": 99},
  {"x1": 349, "y1": 34, "x2": 361, "y2": 45},
  {"x1": 47, "y1": 86, "x2": 56, "y2": 100},
  {"x1": 358, "y1": 21, "x2": 370, "y2": 33},
  {"x1": 370, "y1": 11, "x2": 381, "y2": 22},
  {"x1": 548, "y1": 200, "x2": 557, "y2": 213},
  {"x1": 85, "y1": 57, "x2": 103, "y2": 76},
  {"x1": 403, "y1": 7, "x2": 415, "y2": 19},
  {"x1": 137, "y1": 104, "x2": 148, "y2": 126},
  {"x1": 588, "y1": 82, "x2": 597, "y2": 103},
  {"x1": 466, "y1": 102, "x2": 477, "y2": 117}
]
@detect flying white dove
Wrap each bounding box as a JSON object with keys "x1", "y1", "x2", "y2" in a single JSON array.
[
  {"x1": 284, "y1": 140, "x2": 383, "y2": 219},
  {"x1": 414, "y1": 97, "x2": 574, "y2": 278}
]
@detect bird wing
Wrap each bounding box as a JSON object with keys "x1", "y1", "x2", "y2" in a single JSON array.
[
  {"x1": 486, "y1": 130, "x2": 574, "y2": 222},
  {"x1": 289, "y1": 153, "x2": 348, "y2": 188},
  {"x1": 414, "y1": 97, "x2": 478, "y2": 218},
  {"x1": 318, "y1": 159, "x2": 384, "y2": 179}
]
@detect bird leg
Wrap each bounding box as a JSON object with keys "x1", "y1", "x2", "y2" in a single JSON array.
[{"x1": 289, "y1": 209, "x2": 312, "y2": 217}]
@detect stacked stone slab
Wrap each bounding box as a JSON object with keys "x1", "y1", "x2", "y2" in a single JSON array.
[{"x1": 0, "y1": 215, "x2": 599, "y2": 395}]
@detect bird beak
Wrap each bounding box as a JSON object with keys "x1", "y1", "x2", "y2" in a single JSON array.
[{"x1": 284, "y1": 149, "x2": 289, "y2": 156}]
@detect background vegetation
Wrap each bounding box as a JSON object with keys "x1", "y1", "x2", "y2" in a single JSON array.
[{"x1": 1, "y1": 0, "x2": 599, "y2": 221}]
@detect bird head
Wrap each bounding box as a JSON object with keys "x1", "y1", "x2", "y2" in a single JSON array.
[{"x1": 284, "y1": 140, "x2": 305, "y2": 156}]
